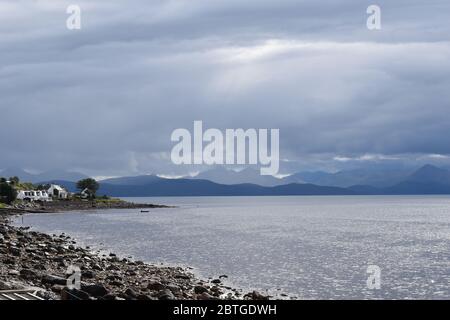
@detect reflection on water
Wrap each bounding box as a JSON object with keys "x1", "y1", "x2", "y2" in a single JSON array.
[{"x1": 14, "y1": 196, "x2": 450, "y2": 299}]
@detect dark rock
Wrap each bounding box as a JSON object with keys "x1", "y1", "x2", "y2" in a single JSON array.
[
  {"x1": 194, "y1": 286, "x2": 208, "y2": 294},
  {"x1": 0, "y1": 280, "x2": 12, "y2": 290},
  {"x1": 166, "y1": 284, "x2": 181, "y2": 293},
  {"x1": 106, "y1": 264, "x2": 120, "y2": 271},
  {"x1": 157, "y1": 289, "x2": 175, "y2": 300},
  {"x1": 147, "y1": 281, "x2": 165, "y2": 291},
  {"x1": 211, "y1": 279, "x2": 221, "y2": 284},
  {"x1": 4, "y1": 257, "x2": 16, "y2": 265},
  {"x1": 198, "y1": 292, "x2": 216, "y2": 300},
  {"x1": 20, "y1": 268, "x2": 38, "y2": 279},
  {"x1": 51, "y1": 284, "x2": 65, "y2": 293},
  {"x1": 81, "y1": 284, "x2": 108, "y2": 297},
  {"x1": 109, "y1": 280, "x2": 123, "y2": 287},
  {"x1": 250, "y1": 291, "x2": 269, "y2": 300},
  {"x1": 9, "y1": 247, "x2": 21, "y2": 256},
  {"x1": 137, "y1": 294, "x2": 154, "y2": 300},
  {"x1": 92, "y1": 264, "x2": 103, "y2": 271},
  {"x1": 124, "y1": 288, "x2": 138, "y2": 299},
  {"x1": 61, "y1": 287, "x2": 91, "y2": 300},
  {"x1": 82, "y1": 270, "x2": 95, "y2": 279},
  {"x1": 42, "y1": 274, "x2": 67, "y2": 286}
]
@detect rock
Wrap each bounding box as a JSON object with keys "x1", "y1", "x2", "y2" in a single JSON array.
[
  {"x1": 51, "y1": 284, "x2": 65, "y2": 293},
  {"x1": 3, "y1": 257, "x2": 16, "y2": 265},
  {"x1": 211, "y1": 279, "x2": 221, "y2": 284},
  {"x1": 126, "y1": 269, "x2": 137, "y2": 276},
  {"x1": 100, "y1": 294, "x2": 117, "y2": 300},
  {"x1": 194, "y1": 286, "x2": 208, "y2": 294},
  {"x1": 198, "y1": 292, "x2": 216, "y2": 300},
  {"x1": 92, "y1": 264, "x2": 103, "y2": 271},
  {"x1": 81, "y1": 284, "x2": 108, "y2": 297},
  {"x1": 0, "y1": 280, "x2": 12, "y2": 290},
  {"x1": 61, "y1": 287, "x2": 91, "y2": 300},
  {"x1": 124, "y1": 288, "x2": 138, "y2": 299},
  {"x1": 109, "y1": 280, "x2": 123, "y2": 287},
  {"x1": 82, "y1": 270, "x2": 95, "y2": 279},
  {"x1": 250, "y1": 291, "x2": 269, "y2": 300},
  {"x1": 147, "y1": 281, "x2": 165, "y2": 291},
  {"x1": 8, "y1": 270, "x2": 20, "y2": 276},
  {"x1": 42, "y1": 274, "x2": 67, "y2": 286},
  {"x1": 20, "y1": 268, "x2": 38, "y2": 279},
  {"x1": 219, "y1": 275, "x2": 228, "y2": 279},
  {"x1": 137, "y1": 294, "x2": 154, "y2": 300},
  {"x1": 157, "y1": 289, "x2": 175, "y2": 300},
  {"x1": 106, "y1": 264, "x2": 120, "y2": 271},
  {"x1": 166, "y1": 284, "x2": 181, "y2": 294},
  {"x1": 9, "y1": 247, "x2": 21, "y2": 256}
]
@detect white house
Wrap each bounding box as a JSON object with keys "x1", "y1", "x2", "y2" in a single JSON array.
[
  {"x1": 16, "y1": 190, "x2": 52, "y2": 202},
  {"x1": 47, "y1": 184, "x2": 69, "y2": 199}
]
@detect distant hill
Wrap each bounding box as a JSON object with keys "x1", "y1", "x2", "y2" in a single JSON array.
[
  {"x1": 21, "y1": 164, "x2": 450, "y2": 197},
  {"x1": 192, "y1": 167, "x2": 285, "y2": 187},
  {"x1": 97, "y1": 178, "x2": 355, "y2": 197},
  {"x1": 101, "y1": 174, "x2": 162, "y2": 186},
  {"x1": 382, "y1": 164, "x2": 450, "y2": 194},
  {"x1": 284, "y1": 167, "x2": 413, "y2": 188},
  {"x1": 0, "y1": 168, "x2": 88, "y2": 183}
]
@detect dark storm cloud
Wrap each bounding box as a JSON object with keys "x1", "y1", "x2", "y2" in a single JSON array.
[{"x1": 1, "y1": 0, "x2": 450, "y2": 176}]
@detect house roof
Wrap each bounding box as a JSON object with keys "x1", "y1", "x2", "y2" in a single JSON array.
[{"x1": 49, "y1": 184, "x2": 67, "y2": 192}]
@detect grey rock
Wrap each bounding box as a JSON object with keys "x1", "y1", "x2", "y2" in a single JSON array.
[
  {"x1": 42, "y1": 274, "x2": 67, "y2": 286},
  {"x1": 147, "y1": 281, "x2": 165, "y2": 291},
  {"x1": 194, "y1": 286, "x2": 208, "y2": 294},
  {"x1": 81, "y1": 284, "x2": 108, "y2": 297},
  {"x1": 157, "y1": 289, "x2": 175, "y2": 300}
]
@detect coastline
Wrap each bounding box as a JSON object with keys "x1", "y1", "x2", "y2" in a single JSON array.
[{"x1": 0, "y1": 201, "x2": 268, "y2": 300}]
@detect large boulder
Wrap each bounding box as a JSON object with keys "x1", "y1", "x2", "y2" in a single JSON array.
[{"x1": 81, "y1": 284, "x2": 109, "y2": 297}]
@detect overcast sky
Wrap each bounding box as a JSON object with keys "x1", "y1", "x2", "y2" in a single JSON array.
[{"x1": 1, "y1": 0, "x2": 450, "y2": 177}]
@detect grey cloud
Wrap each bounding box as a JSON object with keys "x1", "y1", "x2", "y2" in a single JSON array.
[{"x1": 1, "y1": 0, "x2": 450, "y2": 176}]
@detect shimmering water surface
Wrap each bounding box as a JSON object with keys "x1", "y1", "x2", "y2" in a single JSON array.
[{"x1": 13, "y1": 196, "x2": 450, "y2": 299}]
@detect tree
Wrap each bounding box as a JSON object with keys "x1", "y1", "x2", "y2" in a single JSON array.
[
  {"x1": 9, "y1": 176, "x2": 20, "y2": 185},
  {"x1": 0, "y1": 181, "x2": 17, "y2": 204},
  {"x1": 76, "y1": 178, "x2": 99, "y2": 197}
]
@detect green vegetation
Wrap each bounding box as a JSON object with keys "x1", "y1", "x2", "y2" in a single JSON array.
[
  {"x1": 76, "y1": 178, "x2": 99, "y2": 198},
  {"x1": 0, "y1": 178, "x2": 18, "y2": 204},
  {"x1": 0, "y1": 202, "x2": 7, "y2": 208}
]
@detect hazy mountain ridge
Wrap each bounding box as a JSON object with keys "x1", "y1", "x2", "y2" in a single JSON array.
[
  {"x1": 7, "y1": 164, "x2": 450, "y2": 196},
  {"x1": 0, "y1": 167, "x2": 88, "y2": 183}
]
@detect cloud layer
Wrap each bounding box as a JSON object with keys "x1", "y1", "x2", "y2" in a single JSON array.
[{"x1": 1, "y1": 0, "x2": 450, "y2": 176}]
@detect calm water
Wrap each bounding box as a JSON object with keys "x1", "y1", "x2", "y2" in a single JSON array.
[{"x1": 13, "y1": 196, "x2": 450, "y2": 299}]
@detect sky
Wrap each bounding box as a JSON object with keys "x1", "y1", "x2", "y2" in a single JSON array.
[{"x1": 1, "y1": 0, "x2": 450, "y2": 178}]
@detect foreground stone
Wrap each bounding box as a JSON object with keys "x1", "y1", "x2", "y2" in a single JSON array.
[{"x1": 0, "y1": 212, "x2": 262, "y2": 300}]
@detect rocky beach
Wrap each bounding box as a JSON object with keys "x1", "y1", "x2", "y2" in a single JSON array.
[{"x1": 0, "y1": 202, "x2": 268, "y2": 300}]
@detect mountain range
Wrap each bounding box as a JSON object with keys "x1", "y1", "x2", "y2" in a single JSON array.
[{"x1": 3, "y1": 164, "x2": 450, "y2": 196}]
